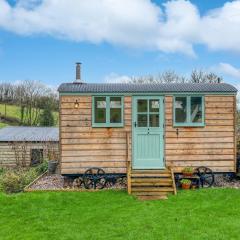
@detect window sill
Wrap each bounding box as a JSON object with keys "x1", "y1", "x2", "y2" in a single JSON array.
[
  {"x1": 173, "y1": 123, "x2": 205, "y2": 128},
  {"x1": 92, "y1": 124, "x2": 124, "y2": 128}
]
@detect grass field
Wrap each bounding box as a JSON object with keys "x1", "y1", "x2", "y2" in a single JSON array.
[
  {"x1": 0, "y1": 104, "x2": 59, "y2": 126},
  {"x1": 0, "y1": 189, "x2": 240, "y2": 240},
  {"x1": 0, "y1": 122, "x2": 8, "y2": 128}
]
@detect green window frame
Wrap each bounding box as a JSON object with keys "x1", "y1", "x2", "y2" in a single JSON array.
[
  {"x1": 92, "y1": 96, "x2": 124, "y2": 127},
  {"x1": 173, "y1": 95, "x2": 205, "y2": 127}
]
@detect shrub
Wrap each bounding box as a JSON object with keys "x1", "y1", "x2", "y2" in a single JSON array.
[
  {"x1": 35, "y1": 160, "x2": 48, "y2": 175},
  {"x1": 0, "y1": 168, "x2": 38, "y2": 194}
]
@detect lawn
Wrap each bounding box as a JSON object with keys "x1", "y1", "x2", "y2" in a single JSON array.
[
  {"x1": 0, "y1": 122, "x2": 8, "y2": 128},
  {"x1": 0, "y1": 104, "x2": 59, "y2": 126},
  {"x1": 0, "y1": 189, "x2": 240, "y2": 240}
]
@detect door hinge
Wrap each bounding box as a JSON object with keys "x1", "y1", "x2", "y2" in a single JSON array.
[
  {"x1": 163, "y1": 134, "x2": 165, "y2": 139},
  {"x1": 163, "y1": 123, "x2": 165, "y2": 128}
]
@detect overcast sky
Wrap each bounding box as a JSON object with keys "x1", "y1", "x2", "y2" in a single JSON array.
[{"x1": 0, "y1": 0, "x2": 240, "y2": 91}]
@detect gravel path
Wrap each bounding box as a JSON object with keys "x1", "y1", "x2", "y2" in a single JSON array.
[
  {"x1": 29, "y1": 174, "x2": 126, "y2": 190},
  {"x1": 29, "y1": 173, "x2": 240, "y2": 190},
  {"x1": 30, "y1": 174, "x2": 65, "y2": 190}
]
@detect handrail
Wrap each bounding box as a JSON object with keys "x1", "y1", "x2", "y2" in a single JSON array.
[
  {"x1": 169, "y1": 167, "x2": 177, "y2": 195},
  {"x1": 126, "y1": 131, "x2": 131, "y2": 194}
]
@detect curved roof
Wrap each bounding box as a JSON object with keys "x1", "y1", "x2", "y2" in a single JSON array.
[
  {"x1": 58, "y1": 83, "x2": 237, "y2": 93},
  {"x1": 0, "y1": 127, "x2": 59, "y2": 142}
]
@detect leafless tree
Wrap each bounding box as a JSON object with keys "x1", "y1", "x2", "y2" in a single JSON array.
[
  {"x1": 190, "y1": 69, "x2": 222, "y2": 83},
  {"x1": 126, "y1": 69, "x2": 222, "y2": 84}
]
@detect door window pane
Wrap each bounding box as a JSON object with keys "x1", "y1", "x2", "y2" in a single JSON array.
[
  {"x1": 149, "y1": 100, "x2": 159, "y2": 112},
  {"x1": 191, "y1": 97, "x2": 202, "y2": 123},
  {"x1": 137, "y1": 100, "x2": 147, "y2": 112},
  {"x1": 149, "y1": 114, "x2": 159, "y2": 127},
  {"x1": 138, "y1": 114, "x2": 148, "y2": 127},
  {"x1": 175, "y1": 97, "x2": 187, "y2": 123},
  {"x1": 95, "y1": 97, "x2": 106, "y2": 123}
]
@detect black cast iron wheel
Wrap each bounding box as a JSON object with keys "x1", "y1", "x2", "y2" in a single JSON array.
[
  {"x1": 83, "y1": 168, "x2": 106, "y2": 189},
  {"x1": 196, "y1": 166, "x2": 214, "y2": 188}
]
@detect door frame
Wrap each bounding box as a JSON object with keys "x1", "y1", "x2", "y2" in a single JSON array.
[{"x1": 132, "y1": 95, "x2": 165, "y2": 169}]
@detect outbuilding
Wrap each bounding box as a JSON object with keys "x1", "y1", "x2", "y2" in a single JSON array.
[{"x1": 0, "y1": 127, "x2": 59, "y2": 167}]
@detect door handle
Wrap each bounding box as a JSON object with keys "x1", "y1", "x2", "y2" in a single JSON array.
[{"x1": 134, "y1": 122, "x2": 137, "y2": 127}]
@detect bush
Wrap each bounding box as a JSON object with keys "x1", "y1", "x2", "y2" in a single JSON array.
[
  {"x1": 35, "y1": 160, "x2": 48, "y2": 175},
  {"x1": 0, "y1": 168, "x2": 38, "y2": 194}
]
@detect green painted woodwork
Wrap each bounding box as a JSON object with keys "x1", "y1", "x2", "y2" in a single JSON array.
[
  {"x1": 92, "y1": 96, "x2": 124, "y2": 127},
  {"x1": 132, "y1": 96, "x2": 164, "y2": 169},
  {"x1": 173, "y1": 95, "x2": 205, "y2": 127}
]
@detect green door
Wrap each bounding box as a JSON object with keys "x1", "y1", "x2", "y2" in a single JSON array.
[{"x1": 133, "y1": 96, "x2": 164, "y2": 169}]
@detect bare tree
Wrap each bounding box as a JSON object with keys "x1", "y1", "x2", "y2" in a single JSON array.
[
  {"x1": 190, "y1": 69, "x2": 222, "y2": 83},
  {"x1": 126, "y1": 69, "x2": 222, "y2": 84}
]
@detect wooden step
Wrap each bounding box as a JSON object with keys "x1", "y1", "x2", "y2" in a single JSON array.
[
  {"x1": 131, "y1": 173, "x2": 171, "y2": 178},
  {"x1": 133, "y1": 192, "x2": 169, "y2": 196},
  {"x1": 132, "y1": 182, "x2": 172, "y2": 187},
  {"x1": 131, "y1": 170, "x2": 170, "y2": 174},
  {"x1": 131, "y1": 187, "x2": 174, "y2": 192},
  {"x1": 131, "y1": 178, "x2": 172, "y2": 183},
  {"x1": 137, "y1": 195, "x2": 168, "y2": 201}
]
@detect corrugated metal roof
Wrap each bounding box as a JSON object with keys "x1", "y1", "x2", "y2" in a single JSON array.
[
  {"x1": 0, "y1": 127, "x2": 59, "y2": 142},
  {"x1": 58, "y1": 83, "x2": 237, "y2": 93}
]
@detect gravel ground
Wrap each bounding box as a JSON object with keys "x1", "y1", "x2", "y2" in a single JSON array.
[
  {"x1": 30, "y1": 174, "x2": 65, "y2": 190},
  {"x1": 29, "y1": 173, "x2": 240, "y2": 190},
  {"x1": 214, "y1": 175, "x2": 240, "y2": 189},
  {"x1": 29, "y1": 174, "x2": 126, "y2": 190}
]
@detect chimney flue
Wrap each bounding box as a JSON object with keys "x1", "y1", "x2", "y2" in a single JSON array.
[{"x1": 75, "y1": 62, "x2": 82, "y2": 83}]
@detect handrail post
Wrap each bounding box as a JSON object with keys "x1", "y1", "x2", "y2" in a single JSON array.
[
  {"x1": 169, "y1": 167, "x2": 177, "y2": 195},
  {"x1": 126, "y1": 131, "x2": 131, "y2": 194}
]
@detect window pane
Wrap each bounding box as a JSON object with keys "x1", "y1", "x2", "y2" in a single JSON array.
[
  {"x1": 149, "y1": 114, "x2": 159, "y2": 127},
  {"x1": 149, "y1": 100, "x2": 159, "y2": 112},
  {"x1": 191, "y1": 97, "x2": 202, "y2": 123},
  {"x1": 110, "y1": 108, "x2": 121, "y2": 123},
  {"x1": 175, "y1": 97, "x2": 187, "y2": 123},
  {"x1": 137, "y1": 99, "x2": 147, "y2": 112},
  {"x1": 95, "y1": 97, "x2": 106, "y2": 123},
  {"x1": 138, "y1": 114, "x2": 148, "y2": 127},
  {"x1": 110, "y1": 97, "x2": 121, "y2": 108},
  {"x1": 31, "y1": 149, "x2": 43, "y2": 166}
]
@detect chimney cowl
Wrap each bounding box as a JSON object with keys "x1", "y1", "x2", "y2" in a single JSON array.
[{"x1": 74, "y1": 62, "x2": 84, "y2": 83}]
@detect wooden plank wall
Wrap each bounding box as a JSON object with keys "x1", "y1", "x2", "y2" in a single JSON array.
[
  {"x1": 60, "y1": 96, "x2": 132, "y2": 174},
  {"x1": 0, "y1": 142, "x2": 59, "y2": 167},
  {"x1": 165, "y1": 95, "x2": 236, "y2": 172}
]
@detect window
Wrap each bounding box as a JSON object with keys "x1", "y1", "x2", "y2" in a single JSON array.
[
  {"x1": 31, "y1": 149, "x2": 43, "y2": 166},
  {"x1": 93, "y1": 96, "x2": 124, "y2": 127},
  {"x1": 174, "y1": 96, "x2": 204, "y2": 127},
  {"x1": 137, "y1": 98, "x2": 160, "y2": 128}
]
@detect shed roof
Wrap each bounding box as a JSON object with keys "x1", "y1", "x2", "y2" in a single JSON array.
[
  {"x1": 0, "y1": 127, "x2": 59, "y2": 142},
  {"x1": 58, "y1": 83, "x2": 237, "y2": 94}
]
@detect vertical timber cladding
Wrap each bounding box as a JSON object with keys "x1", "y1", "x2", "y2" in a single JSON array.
[
  {"x1": 165, "y1": 95, "x2": 236, "y2": 173},
  {"x1": 60, "y1": 96, "x2": 132, "y2": 174}
]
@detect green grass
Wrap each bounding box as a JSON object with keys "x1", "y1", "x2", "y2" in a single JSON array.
[
  {"x1": 0, "y1": 189, "x2": 240, "y2": 239},
  {"x1": 0, "y1": 104, "x2": 59, "y2": 126},
  {"x1": 0, "y1": 122, "x2": 8, "y2": 128}
]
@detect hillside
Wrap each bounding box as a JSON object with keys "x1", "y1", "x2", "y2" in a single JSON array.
[{"x1": 0, "y1": 104, "x2": 59, "y2": 128}]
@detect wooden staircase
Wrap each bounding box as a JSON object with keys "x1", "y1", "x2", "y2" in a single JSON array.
[
  {"x1": 128, "y1": 169, "x2": 177, "y2": 200},
  {"x1": 125, "y1": 132, "x2": 176, "y2": 200}
]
